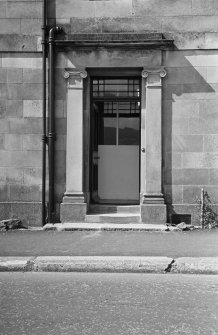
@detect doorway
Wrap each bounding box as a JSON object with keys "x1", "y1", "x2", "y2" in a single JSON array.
[{"x1": 90, "y1": 77, "x2": 141, "y2": 204}]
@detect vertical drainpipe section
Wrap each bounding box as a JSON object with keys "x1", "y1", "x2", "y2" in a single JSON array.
[
  {"x1": 48, "y1": 26, "x2": 62, "y2": 223},
  {"x1": 41, "y1": 0, "x2": 47, "y2": 226}
]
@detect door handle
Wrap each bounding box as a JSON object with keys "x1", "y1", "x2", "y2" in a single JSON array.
[{"x1": 141, "y1": 147, "x2": 145, "y2": 152}]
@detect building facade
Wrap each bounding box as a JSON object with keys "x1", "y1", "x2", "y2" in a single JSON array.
[{"x1": 1, "y1": 0, "x2": 218, "y2": 226}]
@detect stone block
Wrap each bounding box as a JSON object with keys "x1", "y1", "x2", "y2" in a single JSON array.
[
  {"x1": 0, "y1": 120, "x2": 8, "y2": 133},
  {"x1": 0, "y1": 202, "x2": 10, "y2": 220},
  {"x1": 0, "y1": 2, "x2": 6, "y2": 18},
  {"x1": 22, "y1": 134, "x2": 41, "y2": 150},
  {"x1": 60, "y1": 202, "x2": 87, "y2": 222},
  {"x1": 55, "y1": 166, "x2": 66, "y2": 184},
  {"x1": 207, "y1": 67, "x2": 218, "y2": 84},
  {"x1": 164, "y1": 50, "x2": 218, "y2": 67},
  {"x1": 204, "y1": 135, "x2": 218, "y2": 152},
  {"x1": 0, "y1": 84, "x2": 7, "y2": 99},
  {"x1": 189, "y1": 117, "x2": 218, "y2": 135},
  {"x1": 102, "y1": 16, "x2": 162, "y2": 33},
  {"x1": 23, "y1": 69, "x2": 42, "y2": 83},
  {"x1": 6, "y1": 168, "x2": 23, "y2": 183},
  {"x1": 2, "y1": 56, "x2": 41, "y2": 69},
  {"x1": 172, "y1": 135, "x2": 203, "y2": 152},
  {"x1": 69, "y1": 17, "x2": 102, "y2": 33},
  {"x1": 56, "y1": 0, "x2": 95, "y2": 19},
  {"x1": 0, "y1": 69, "x2": 7, "y2": 83},
  {"x1": 7, "y1": 2, "x2": 42, "y2": 18},
  {"x1": 7, "y1": 68, "x2": 23, "y2": 83},
  {"x1": 0, "y1": 18, "x2": 20, "y2": 34},
  {"x1": 23, "y1": 118, "x2": 42, "y2": 134},
  {"x1": 8, "y1": 118, "x2": 25, "y2": 134},
  {"x1": 172, "y1": 118, "x2": 189, "y2": 135},
  {"x1": 209, "y1": 169, "x2": 218, "y2": 185},
  {"x1": 205, "y1": 33, "x2": 218, "y2": 49},
  {"x1": 141, "y1": 204, "x2": 166, "y2": 224},
  {"x1": 183, "y1": 169, "x2": 209, "y2": 185},
  {"x1": 10, "y1": 202, "x2": 42, "y2": 227},
  {"x1": 23, "y1": 84, "x2": 42, "y2": 100},
  {"x1": 55, "y1": 100, "x2": 65, "y2": 118},
  {"x1": 21, "y1": 19, "x2": 41, "y2": 35},
  {"x1": 170, "y1": 99, "x2": 199, "y2": 119},
  {"x1": 183, "y1": 186, "x2": 205, "y2": 204},
  {"x1": 0, "y1": 100, "x2": 6, "y2": 118},
  {"x1": 23, "y1": 167, "x2": 42, "y2": 185},
  {"x1": 166, "y1": 67, "x2": 207, "y2": 85},
  {"x1": 56, "y1": 135, "x2": 66, "y2": 151},
  {"x1": 0, "y1": 168, "x2": 6, "y2": 183},
  {"x1": 164, "y1": 185, "x2": 183, "y2": 204},
  {"x1": 192, "y1": 0, "x2": 218, "y2": 15},
  {"x1": 134, "y1": 0, "x2": 191, "y2": 17},
  {"x1": 56, "y1": 118, "x2": 67, "y2": 135},
  {"x1": 186, "y1": 51, "x2": 218, "y2": 67},
  {"x1": 163, "y1": 15, "x2": 218, "y2": 33},
  {"x1": 6, "y1": 100, "x2": 23, "y2": 118},
  {"x1": 164, "y1": 152, "x2": 182, "y2": 169},
  {"x1": 0, "y1": 134, "x2": 4, "y2": 149},
  {"x1": 0, "y1": 35, "x2": 38, "y2": 52},
  {"x1": 0, "y1": 150, "x2": 41, "y2": 168},
  {"x1": 0, "y1": 184, "x2": 8, "y2": 201},
  {"x1": 23, "y1": 100, "x2": 42, "y2": 117},
  {"x1": 5, "y1": 134, "x2": 22, "y2": 150},
  {"x1": 94, "y1": 0, "x2": 132, "y2": 17},
  {"x1": 7, "y1": 84, "x2": 24, "y2": 100},
  {"x1": 9, "y1": 184, "x2": 41, "y2": 202},
  {"x1": 182, "y1": 152, "x2": 218, "y2": 169}
]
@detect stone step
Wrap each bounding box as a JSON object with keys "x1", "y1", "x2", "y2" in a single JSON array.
[
  {"x1": 85, "y1": 213, "x2": 141, "y2": 224},
  {"x1": 88, "y1": 205, "x2": 140, "y2": 214}
]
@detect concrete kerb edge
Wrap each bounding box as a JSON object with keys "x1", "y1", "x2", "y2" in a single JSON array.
[{"x1": 0, "y1": 256, "x2": 218, "y2": 274}]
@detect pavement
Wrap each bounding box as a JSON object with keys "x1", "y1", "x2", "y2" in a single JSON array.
[{"x1": 0, "y1": 229, "x2": 218, "y2": 274}]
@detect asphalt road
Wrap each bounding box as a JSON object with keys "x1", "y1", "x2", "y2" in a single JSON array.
[
  {"x1": 0, "y1": 273, "x2": 218, "y2": 335},
  {"x1": 0, "y1": 230, "x2": 218, "y2": 257}
]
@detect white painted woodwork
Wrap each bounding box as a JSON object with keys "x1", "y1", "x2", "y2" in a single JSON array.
[{"x1": 98, "y1": 145, "x2": 139, "y2": 200}]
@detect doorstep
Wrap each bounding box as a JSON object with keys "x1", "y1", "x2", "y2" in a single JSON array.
[{"x1": 42, "y1": 222, "x2": 172, "y2": 232}]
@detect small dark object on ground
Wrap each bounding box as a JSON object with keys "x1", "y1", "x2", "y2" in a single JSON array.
[{"x1": 0, "y1": 218, "x2": 27, "y2": 231}]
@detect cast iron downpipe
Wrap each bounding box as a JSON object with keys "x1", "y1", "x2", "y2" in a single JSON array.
[
  {"x1": 41, "y1": 0, "x2": 47, "y2": 226},
  {"x1": 48, "y1": 26, "x2": 62, "y2": 223}
]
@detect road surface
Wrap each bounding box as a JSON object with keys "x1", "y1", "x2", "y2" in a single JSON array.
[{"x1": 0, "y1": 272, "x2": 218, "y2": 334}]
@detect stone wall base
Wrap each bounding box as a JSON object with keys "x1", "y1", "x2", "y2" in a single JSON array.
[
  {"x1": 141, "y1": 204, "x2": 167, "y2": 224},
  {"x1": 60, "y1": 203, "x2": 87, "y2": 222},
  {"x1": 0, "y1": 202, "x2": 42, "y2": 227}
]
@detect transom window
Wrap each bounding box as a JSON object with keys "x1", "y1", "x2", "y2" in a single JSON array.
[{"x1": 92, "y1": 78, "x2": 140, "y2": 98}]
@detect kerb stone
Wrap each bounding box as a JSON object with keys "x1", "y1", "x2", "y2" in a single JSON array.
[
  {"x1": 171, "y1": 257, "x2": 218, "y2": 274},
  {"x1": 34, "y1": 256, "x2": 173, "y2": 273}
]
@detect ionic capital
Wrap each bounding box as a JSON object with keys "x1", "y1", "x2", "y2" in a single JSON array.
[
  {"x1": 64, "y1": 68, "x2": 87, "y2": 89},
  {"x1": 141, "y1": 67, "x2": 167, "y2": 87}
]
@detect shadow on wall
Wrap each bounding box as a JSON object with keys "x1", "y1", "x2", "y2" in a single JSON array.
[{"x1": 162, "y1": 49, "x2": 217, "y2": 223}]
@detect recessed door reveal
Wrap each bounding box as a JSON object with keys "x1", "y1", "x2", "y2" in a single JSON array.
[{"x1": 91, "y1": 78, "x2": 141, "y2": 203}]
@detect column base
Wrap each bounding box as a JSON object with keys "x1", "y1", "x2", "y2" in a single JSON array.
[
  {"x1": 142, "y1": 193, "x2": 165, "y2": 204},
  {"x1": 60, "y1": 194, "x2": 87, "y2": 222},
  {"x1": 141, "y1": 204, "x2": 167, "y2": 224}
]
